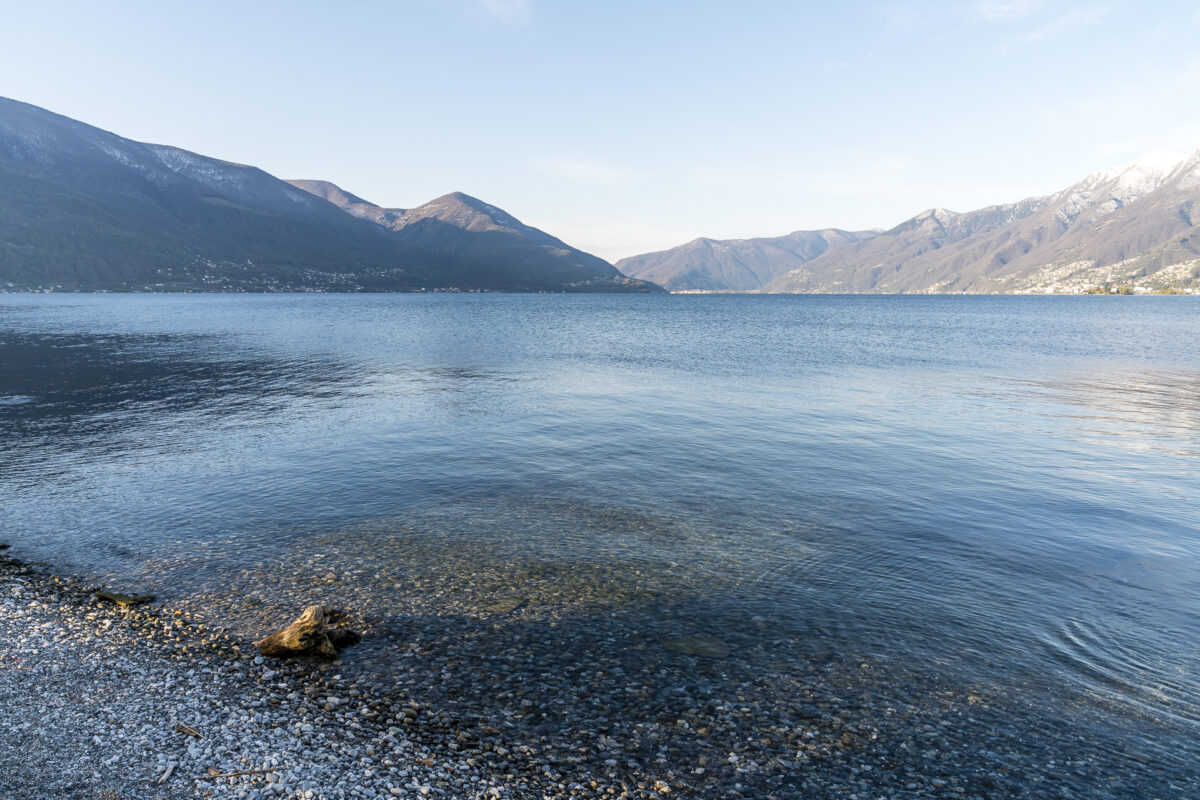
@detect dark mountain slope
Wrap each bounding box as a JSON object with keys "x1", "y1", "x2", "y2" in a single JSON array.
[
  {"x1": 0, "y1": 97, "x2": 425, "y2": 290},
  {"x1": 0, "y1": 97, "x2": 660, "y2": 292},
  {"x1": 287, "y1": 182, "x2": 662, "y2": 292}
]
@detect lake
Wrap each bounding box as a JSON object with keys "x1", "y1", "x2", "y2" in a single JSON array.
[{"x1": 2, "y1": 293, "x2": 1198, "y2": 795}]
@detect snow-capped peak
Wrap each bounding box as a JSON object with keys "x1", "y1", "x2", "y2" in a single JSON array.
[
  {"x1": 1050, "y1": 149, "x2": 1194, "y2": 225},
  {"x1": 1084, "y1": 150, "x2": 1187, "y2": 195}
]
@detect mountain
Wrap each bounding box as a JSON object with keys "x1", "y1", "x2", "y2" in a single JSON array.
[
  {"x1": 288, "y1": 181, "x2": 654, "y2": 292},
  {"x1": 616, "y1": 228, "x2": 878, "y2": 291},
  {"x1": 620, "y1": 151, "x2": 1200, "y2": 294},
  {"x1": 0, "y1": 97, "x2": 659, "y2": 293},
  {"x1": 763, "y1": 150, "x2": 1200, "y2": 293},
  {"x1": 0, "y1": 97, "x2": 429, "y2": 291}
]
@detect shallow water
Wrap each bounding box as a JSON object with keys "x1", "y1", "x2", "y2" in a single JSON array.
[{"x1": 3, "y1": 293, "x2": 1199, "y2": 773}]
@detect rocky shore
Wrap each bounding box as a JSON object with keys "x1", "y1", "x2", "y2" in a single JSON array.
[{"x1": 1, "y1": 548, "x2": 1192, "y2": 800}]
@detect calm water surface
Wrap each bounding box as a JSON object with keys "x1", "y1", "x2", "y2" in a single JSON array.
[{"x1": 2, "y1": 293, "x2": 1198, "y2": 768}]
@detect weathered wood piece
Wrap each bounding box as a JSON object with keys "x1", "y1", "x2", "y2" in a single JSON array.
[
  {"x1": 94, "y1": 590, "x2": 155, "y2": 607},
  {"x1": 256, "y1": 605, "x2": 336, "y2": 658},
  {"x1": 202, "y1": 767, "x2": 274, "y2": 780},
  {"x1": 255, "y1": 605, "x2": 360, "y2": 659}
]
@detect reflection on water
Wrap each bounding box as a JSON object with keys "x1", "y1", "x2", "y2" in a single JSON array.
[
  {"x1": 995, "y1": 369, "x2": 1200, "y2": 461},
  {"x1": 2, "y1": 293, "x2": 1199, "y2": 786},
  {"x1": 0, "y1": 330, "x2": 357, "y2": 488},
  {"x1": 0, "y1": 331, "x2": 354, "y2": 423}
]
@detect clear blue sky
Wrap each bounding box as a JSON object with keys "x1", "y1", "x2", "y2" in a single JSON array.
[{"x1": 3, "y1": 1, "x2": 1199, "y2": 261}]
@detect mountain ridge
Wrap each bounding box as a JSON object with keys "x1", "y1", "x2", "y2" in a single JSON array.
[
  {"x1": 615, "y1": 228, "x2": 879, "y2": 292},
  {"x1": 285, "y1": 181, "x2": 652, "y2": 292},
  {"x1": 621, "y1": 150, "x2": 1200, "y2": 294},
  {"x1": 0, "y1": 97, "x2": 660, "y2": 293}
]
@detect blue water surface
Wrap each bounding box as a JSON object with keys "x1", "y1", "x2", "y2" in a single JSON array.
[{"x1": 2, "y1": 292, "x2": 1198, "y2": 761}]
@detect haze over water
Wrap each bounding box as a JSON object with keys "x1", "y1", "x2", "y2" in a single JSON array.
[{"x1": 2, "y1": 293, "x2": 1199, "y2": 781}]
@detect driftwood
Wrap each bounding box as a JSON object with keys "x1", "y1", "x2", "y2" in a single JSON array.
[
  {"x1": 255, "y1": 605, "x2": 360, "y2": 659},
  {"x1": 94, "y1": 590, "x2": 155, "y2": 607},
  {"x1": 202, "y1": 767, "x2": 274, "y2": 780}
]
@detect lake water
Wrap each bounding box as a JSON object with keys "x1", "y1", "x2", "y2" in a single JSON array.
[{"x1": 2, "y1": 293, "x2": 1198, "y2": 792}]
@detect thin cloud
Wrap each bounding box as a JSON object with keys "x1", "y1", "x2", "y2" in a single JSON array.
[
  {"x1": 687, "y1": 153, "x2": 913, "y2": 197},
  {"x1": 534, "y1": 157, "x2": 640, "y2": 188},
  {"x1": 441, "y1": 0, "x2": 531, "y2": 25},
  {"x1": 524, "y1": 217, "x2": 700, "y2": 263},
  {"x1": 1021, "y1": 4, "x2": 1107, "y2": 42},
  {"x1": 473, "y1": 0, "x2": 531, "y2": 25},
  {"x1": 968, "y1": 0, "x2": 1109, "y2": 42},
  {"x1": 972, "y1": 0, "x2": 1042, "y2": 22}
]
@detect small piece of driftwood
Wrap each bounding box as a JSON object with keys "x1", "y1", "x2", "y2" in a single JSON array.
[
  {"x1": 175, "y1": 723, "x2": 202, "y2": 738},
  {"x1": 94, "y1": 590, "x2": 155, "y2": 607},
  {"x1": 201, "y1": 767, "x2": 274, "y2": 779},
  {"x1": 255, "y1": 606, "x2": 360, "y2": 659}
]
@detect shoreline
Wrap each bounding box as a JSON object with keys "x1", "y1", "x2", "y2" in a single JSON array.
[
  {"x1": 3, "y1": 548, "x2": 1191, "y2": 800},
  {"x1": 3, "y1": 549, "x2": 567, "y2": 800}
]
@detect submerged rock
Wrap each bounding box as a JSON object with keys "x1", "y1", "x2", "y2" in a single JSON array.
[
  {"x1": 255, "y1": 605, "x2": 360, "y2": 659},
  {"x1": 327, "y1": 628, "x2": 362, "y2": 649},
  {"x1": 660, "y1": 635, "x2": 730, "y2": 658},
  {"x1": 486, "y1": 595, "x2": 527, "y2": 614}
]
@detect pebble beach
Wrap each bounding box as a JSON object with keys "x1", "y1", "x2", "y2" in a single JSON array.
[{"x1": 2, "y1": 546, "x2": 1192, "y2": 800}]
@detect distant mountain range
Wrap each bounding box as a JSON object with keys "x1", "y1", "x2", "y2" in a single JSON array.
[
  {"x1": 615, "y1": 229, "x2": 878, "y2": 292},
  {"x1": 0, "y1": 97, "x2": 660, "y2": 293},
  {"x1": 5, "y1": 95, "x2": 1198, "y2": 296},
  {"x1": 619, "y1": 151, "x2": 1200, "y2": 294}
]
